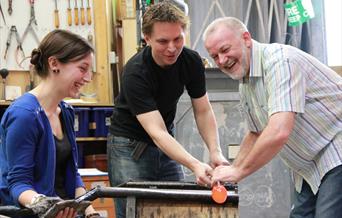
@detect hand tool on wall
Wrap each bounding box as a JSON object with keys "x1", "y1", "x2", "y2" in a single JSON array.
[
  {"x1": 86, "y1": 0, "x2": 91, "y2": 25},
  {"x1": 3, "y1": 26, "x2": 25, "y2": 60},
  {"x1": 87, "y1": 33, "x2": 96, "y2": 72},
  {"x1": 74, "y1": 0, "x2": 79, "y2": 25},
  {"x1": 8, "y1": 0, "x2": 13, "y2": 15},
  {"x1": 0, "y1": 68, "x2": 9, "y2": 101},
  {"x1": 28, "y1": 0, "x2": 37, "y2": 25},
  {"x1": 54, "y1": 0, "x2": 59, "y2": 28},
  {"x1": 67, "y1": 0, "x2": 72, "y2": 26},
  {"x1": 0, "y1": 2, "x2": 6, "y2": 25},
  {"x1": 80, "y1": 0, "x2": 85, "y2": 25},
  {"x1": 22, "y1": 0, "x2": 40, "y2": 45}
]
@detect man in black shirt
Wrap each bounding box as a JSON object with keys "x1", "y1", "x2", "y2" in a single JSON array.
[{"x1": 107, "y1": 2, "x2": 229, "y2": 217}]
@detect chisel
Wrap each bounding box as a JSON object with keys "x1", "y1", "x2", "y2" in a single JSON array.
[
  {"x1": 86, "y1": 0, "x2": 91, "y2": 25},
  {"x1": 54, "y1": 0, "x2": 60, "y2": 28},
  {"x1": 80, "y1": 0, "x2": 85, "y2": 25},
  {"x1": 67, "y1": 0, "x2": 72, "y2": 26},
  {"x1": 74, "y1": 0, "x2": 79, "y2": 25}
]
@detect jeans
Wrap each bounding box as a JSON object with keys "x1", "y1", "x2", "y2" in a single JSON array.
[
  {"x1": 289, "y1": 164, "x2": 342, "y2": 218},
  {"x1": 107, "y1": 133, "x2": 184, "y2": 218}
]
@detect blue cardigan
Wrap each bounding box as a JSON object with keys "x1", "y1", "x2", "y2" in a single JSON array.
[{"x1": 0, "y1": 93, "x2": 84, "y2": 206}]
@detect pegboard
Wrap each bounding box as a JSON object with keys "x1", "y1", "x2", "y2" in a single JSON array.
[{"x1": 0, "y1": 0, "x2": 95, "y2": 71}]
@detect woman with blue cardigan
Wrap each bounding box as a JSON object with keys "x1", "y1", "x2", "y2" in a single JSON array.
[{"x1": 0, "y1": 30, "x2": 99, "y2": 218}]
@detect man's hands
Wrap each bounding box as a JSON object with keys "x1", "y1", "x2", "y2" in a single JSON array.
[
  {"x1": 193, "y1": 162, "x2": 213, "y2": 186},
  {"x1": 193, "y1": 151, "x2": 231, "y2": 187},
  {"x1": 194, "y1": 162, "x2": 241, "y2": 188},
  {"x1": 211, "y1": 165, "x2": 243, "y2": 186},
  {"x1": 209, "y1": 151, "x2": 230, "y2": 168}
]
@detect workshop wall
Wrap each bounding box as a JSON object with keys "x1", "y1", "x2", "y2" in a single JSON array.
[
  {"x1": 0, "y1": 0, "x2": 95, "y2": 71},
  {"x1": 0, "y1": 0, "x2": 114, "y2": 104}
]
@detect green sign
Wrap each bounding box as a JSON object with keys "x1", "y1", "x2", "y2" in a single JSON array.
[{"x1": 284, "y1": 0, "x2": 315, "y2": 26}]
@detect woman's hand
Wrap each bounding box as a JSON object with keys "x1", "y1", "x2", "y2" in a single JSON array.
[{"x1": 55, "y1": 207, "x2": 77, "y2": 218}]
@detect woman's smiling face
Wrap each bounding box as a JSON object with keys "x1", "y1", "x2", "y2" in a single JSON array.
[{"x1": 56, "y1": 53, "x2": 93, "y2": 98}]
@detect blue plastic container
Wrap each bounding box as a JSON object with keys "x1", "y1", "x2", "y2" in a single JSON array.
[
  {"x1": 90, "y1": 107, "x2": 113, "y2": 137},
  {"x1": 74, "y1": 107, "x2": 91, "y2": 137}
]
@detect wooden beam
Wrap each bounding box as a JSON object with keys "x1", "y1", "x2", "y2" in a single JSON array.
[{"x1": 92, "y1": 0, "x2": 114, "y2": 104}]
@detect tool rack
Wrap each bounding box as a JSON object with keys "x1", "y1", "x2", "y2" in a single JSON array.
[{"x1": 0, "y1": 0, "x2": 113, "y2": 105}]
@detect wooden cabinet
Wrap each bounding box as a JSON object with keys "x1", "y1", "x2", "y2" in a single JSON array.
[{"x1": 82, "y1": 175, "x2": 116, "y2": 218}]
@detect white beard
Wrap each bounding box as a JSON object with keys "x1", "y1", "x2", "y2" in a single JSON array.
[{"x1": 222, "y1": 45, "x2": 248, "y2": 80}]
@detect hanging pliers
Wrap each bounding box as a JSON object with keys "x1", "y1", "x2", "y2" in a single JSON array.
[
  {"x1": 3, "y1": 25, "x2": 25, "y2": 60},
  {"x1": 21, "y1": 0, "x2": 40, "y2": 45}
]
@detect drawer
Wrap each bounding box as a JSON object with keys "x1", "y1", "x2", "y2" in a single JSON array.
[
  {"x1": 95, "y1": 206, "x2": 116, "y2": 218},
  {"x1": 82, "y1": 176, "x2": 115, "y2": 208}
]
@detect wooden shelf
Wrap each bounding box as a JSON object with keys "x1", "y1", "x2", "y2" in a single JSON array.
[
  {"x1": 0, "y1": 101, "x2": 11, "y2": 106},
  {"x1": 76, "y1": 137, "x2": 107, "y2": 142}
]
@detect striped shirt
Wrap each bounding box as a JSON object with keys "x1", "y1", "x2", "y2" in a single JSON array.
[{"x1": 239, "y1": 40, "x2": 342, "y2": 194}]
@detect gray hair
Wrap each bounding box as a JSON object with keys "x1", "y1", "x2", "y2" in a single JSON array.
[{"x1": 202, "y1": 17, "x2": 248, "y2": 42}]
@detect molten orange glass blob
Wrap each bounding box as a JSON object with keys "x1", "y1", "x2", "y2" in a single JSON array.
[{"x1": 211, "y1": 183, "x2": 227, "y2": 204}]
